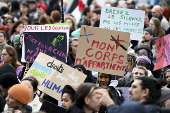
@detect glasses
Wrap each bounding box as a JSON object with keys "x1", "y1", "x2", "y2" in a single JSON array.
[
  {"x1": 1, "y1": 53, "x2": 8, "y2": 56},
  {"x1": 70, "y1": 45, "x2": 78, "y2": 48}
]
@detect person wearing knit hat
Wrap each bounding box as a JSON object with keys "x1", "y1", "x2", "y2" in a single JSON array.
[
  {"x1": 140, "y1": 28, "x2": 154, "y2": 45},
  {"x1": 36, "y1": 3, "x2": 47, "y2": 13},
  {"x1": 71, "y1": 28, "x2": 80, "y2": 38},
  {"x1": 31, "y1": 3, "x2": 47, "y2": 25},
  {"x1": 5, "y1": 84, "x2": 32, "y2": 112},
  {"x1": 126, "y1": 0, "x2": 136, "y2": 9},
  {"x1": 136, "y1": 56, "x2": 153, "y2": 77},
  {"x1": 13, "y1": 35, "x2": 20, "y2": 47},
  {"x1": 158, "y1": 87, "x2": 170, "y2": 108},
  {"x1": 0, "y1": 64, "x2": 16, "y2": 76}
]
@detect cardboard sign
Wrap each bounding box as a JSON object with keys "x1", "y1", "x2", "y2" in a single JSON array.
[
  {"x1": 154, "y1": 34, "x2": 170, "y2": 70},
  {"x1": 100, "y1": 6, "x2": 145, "y2": 40},
  {"x1": 116, "y1": 87, "x2": 130, "y2": 101},
  {"x1": 75, "y1": 25, "x2": 130, "y2": 76},
  {"x1": 25, "y1": 52, "x2": 86, "y2": 101},
  {"x1": 40, "y1": 101, "x2": 66, "y2": 113},
  {"x1": 21, "y1": 24, "x2": 69, "y2": 63}
]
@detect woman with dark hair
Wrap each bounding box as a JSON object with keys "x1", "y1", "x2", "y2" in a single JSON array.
[
  {"x1": 72, "y1": 64, "x2": 96, "y2": 83},
  {"x1": 61, "y1": 83, "x2": 79, "y2": 109},
  {"x1": 150, "y1": 37, "x2": 159, "y2": 64},
  {"x1": 9, "y1": 21, "x2": 23, "y2": 45},
  {"x1": 21, "y1": 76, "x2": 42, "y2": 112},
  {"x1": 97, "y1": 73, "x2": 112, "y2": 88},
  {"x1": 5, "y1": 18, "x2": 14, "y2": 44},
  {"x1": 5, "y1": 84, "x2": 32, "y2": 113},
  {"x1": 1, "y1": 46, "x2": 24, "y2": 80},
  {"x1": 67, "y1": 83, "x2": 101, "y2": 113}
]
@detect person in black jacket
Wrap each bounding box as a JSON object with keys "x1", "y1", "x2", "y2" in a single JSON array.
[{"x1": 96, "y1": 76, "x2": 164, "y2": 113}]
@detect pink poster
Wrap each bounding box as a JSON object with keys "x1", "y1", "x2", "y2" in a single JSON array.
[{"x1": 154, "y1": 34, "x2": 170, "y2": 70}]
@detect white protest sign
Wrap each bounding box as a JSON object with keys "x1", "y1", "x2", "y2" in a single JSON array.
[{"x1": 100, "y1": 6, "x2": 145, "y2": 40}]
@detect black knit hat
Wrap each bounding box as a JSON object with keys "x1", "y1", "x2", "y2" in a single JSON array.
[
  {"x1": 144, "y1": 28, "x2": 154, "y2": 36},
  {"x1": 0, "y1": 64, "x2": 16, "y2": 76}
]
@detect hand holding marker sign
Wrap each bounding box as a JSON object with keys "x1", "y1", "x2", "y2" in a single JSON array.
[
  {"x1": 24, "y1": 52, "x2": 86, "y2": 101},
  {"x1": 75, "y1": 25, "x2": 130, "y2": 76},
  {"x1": 100, "y1": 6, "x2": 145, "y2": 40}
]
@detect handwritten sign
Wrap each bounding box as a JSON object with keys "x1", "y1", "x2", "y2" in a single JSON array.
[
  {"x1": 25, "y1": 52, "x2": 86, "y2": 101},
  {"x1": 116, "y1": 87, "x2": 130, "y2": 101},
  {"x1": 99, "y1": 6, "x2": 145, "y2": 40},
  {"x1": 40, "y1": 101, "x2": 66, "y2": 113},
  {"x1": 75, "y1": 25, "x2": 130, "y2": 76},
  {"x1": 21, "y1": 25, "x2": 69, "y2": 63},
  {"x1": 24, "y1": 25, "x2": 69, "y2": 32},
  {"x1": 154, "y1": 34, "x2": 170, "y2": 70}
]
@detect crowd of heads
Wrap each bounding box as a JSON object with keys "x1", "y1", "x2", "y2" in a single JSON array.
[{"x1": 0, "y1": 0, "x2": 169, "y2": 113}]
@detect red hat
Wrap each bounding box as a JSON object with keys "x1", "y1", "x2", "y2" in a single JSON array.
[
  {"x1": 36, "y1": 3, "x2": 47, "y2": 13},
  {"x1": 151, "y1": 6, "x2": 162, "y2": 13}
]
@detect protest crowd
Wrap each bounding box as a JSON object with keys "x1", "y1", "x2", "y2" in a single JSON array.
[{"x1": 1, "y1": 0, "x2": 170, "y2": 113}]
